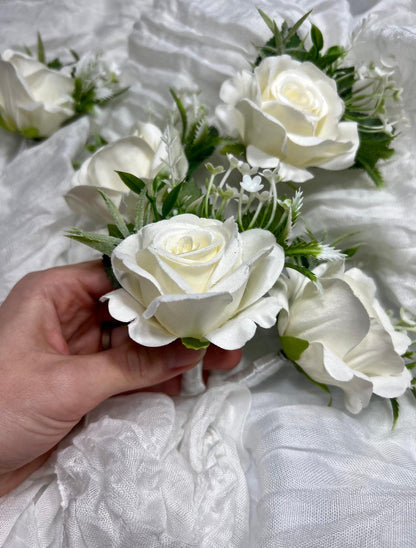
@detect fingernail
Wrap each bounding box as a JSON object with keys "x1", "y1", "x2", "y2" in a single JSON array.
[{"x1": 167, "y1": 346, "x2": 207, "y2": 369}]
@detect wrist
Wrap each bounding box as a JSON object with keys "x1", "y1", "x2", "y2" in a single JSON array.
[{"x1": 0, "y1": 452, "x2": 53, "y2": 497}]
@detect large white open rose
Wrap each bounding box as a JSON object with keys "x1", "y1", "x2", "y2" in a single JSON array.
[
  {"x1": 103, "y1": 214, "x2": 285, "y2": 350},
  {"x1": 272, "y1": 262, "x2": 411, "y2": 413},
  {"x1": 65, "y1": 122, "x2": 188, "y2": 223},
  {"x1": 216, "y1": 55, "x2": 359, "y2": 182},
  {"x1": 0, "y1": 50, "x2": 74, "y2": 138}
]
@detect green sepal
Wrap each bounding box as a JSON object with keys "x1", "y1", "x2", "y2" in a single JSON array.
[
  {"x1": 280, "y1": 335, "x2": 309, "y2": 362},
  {"x1": 98, "y1": 191, "x2": 131, "y2": 238},
  {"x1": 20, "y1": 126, "x2": 40, "y2": 139},
  {"x1": 115, "y1": 171, "x2": 146, "y2": 195},
  {"x1": 181, "y1": 337, "x2": 210, "y2": 350},
  {"x1": 390, "y1": 398, "x2": 400, "y2": 429}
]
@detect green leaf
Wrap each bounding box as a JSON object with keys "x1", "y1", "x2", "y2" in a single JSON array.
[
  {"x1": 406, "y1": 361, "x2": 416, "y2": 370},
  {"x1": 86, "y1": 132, "x2": 108, "y2": 153},
  {"x1": 102, "y1": 254, "x2": 121, "y2": 289},
  {"x1": 98, "y1": 191, "x2": 131, "y2": 238},
  {"x1": 47, "y1": 58, "x2": 63, "y2": 70},
  {"x1": 284, "y1": 262, "x2": 317, "y2": 283},
  {"x1": 170, "y1": 88, "x2": 187, "y2": 142},
  {"x1": 220, "y1": 142, "x2": 246, "y2": 157},
  {"x1": 285, "y1": 10, "x2": 312, "y2": 43},
  {"x1": 162, "y1": 182, "x2": 183, "y2": 218},
  {"x1": 311, "y1": 24, "x2": 324, "y2": 52},
  {"x1": 390, "y1": 398, "x2": 400, "y2": 429},
  {"x1": 115, "y1": 171, "x2": 146, "y2": 195},
  {"x1": 134, "y1": 192, "x2": 147, "y2": 232},
  {"x1": 181, "y1": 338, "x2": 210, "y2": 350},
  {"x1": 292, "y1": 362, "x2": 332, "y2": 403},
  {"x1": 281, "y1": 335, "x2": 309, "y2": 362},
  {"x1": 66, "y1": 229, "x2": 121, "y2": 256},
  {"x1": 342, "y1": 245, "x2": 361, "y2": 259},
  {"x1": 179, "y1": 177, "x2": 202, "y2": 206},
  {"x1": 37, "y1": 32, "x2": 46, "y2": 64},
  {"x1": 257, "y1": 8, "x2": 276, "y2": 33},
  {"x1": 70, "y1": 49, "x2": 80, "y2": 62},
  {"x1": 273, "y1": 21, "x2": 283, "y2": 55},
  {"x1": 24, "y1": 45, "x2": 32, "y2": 56}
]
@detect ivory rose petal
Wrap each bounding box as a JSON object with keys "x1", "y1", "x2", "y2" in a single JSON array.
[
  {"x1": 272, "y1": 264, "x2": 411, "y2": 413},
  {"x1": 216, "y1": 55, "x2": 359, "y2": 182},
  {"x1": 0, "y1": 50, "x2": 74, "y2": 137},
  {"x1": 65, "y1": 123, "x2": 188, "y2": 223},
  {"x1": 103, "y1": 214, "x2": 285, "y2": 349}
]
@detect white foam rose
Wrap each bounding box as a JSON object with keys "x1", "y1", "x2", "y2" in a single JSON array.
[
  {"x1": 103, "y1": 214, "x2": 285, "y2": 350},
  {"x1": 65, "y1": 122, "x2": 188, "y2": 223},
  {"x1": 216, "y1": 55, "x2": 359, "y2": 182},
  {"x1": 272, "y1": 262, "x2": 411, "y2": 413},
  {"x1": 0, "y1": 50, "x2": 74, "y2": 138}
]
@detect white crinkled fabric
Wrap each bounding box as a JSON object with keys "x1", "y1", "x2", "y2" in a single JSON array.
[{"x1": 1, "y1": 0, "x2": 416, "y2": 546}]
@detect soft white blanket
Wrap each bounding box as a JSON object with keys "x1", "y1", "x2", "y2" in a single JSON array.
[{"x1": 1, "y1": 1, "x2": 416, "y2": 546}]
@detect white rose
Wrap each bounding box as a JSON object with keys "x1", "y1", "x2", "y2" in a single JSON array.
[
  {"x1": 272, "y1": 262, "x2": 411, "y2": 413},
  {"x1": 103, "y1": 214, "x2": 285, "y2": 350},
  {"x1": 216, "y1": 55, "x2": 359, "y2": 182},
  {"x1": 65, "y1": 122, "x2": 188, "y2": 223},
  {"x1": 0, "y1": 50, "x2": 74, "y2": 138}
]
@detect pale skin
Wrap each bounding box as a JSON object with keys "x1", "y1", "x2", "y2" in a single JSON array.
[{"x1": 0, "y1": 261, "x2": 241, "y2": 497}]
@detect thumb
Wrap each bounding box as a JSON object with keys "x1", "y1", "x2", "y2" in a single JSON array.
[{"x1": 63, "y1": 339, "x2": 205, "y2": 413}]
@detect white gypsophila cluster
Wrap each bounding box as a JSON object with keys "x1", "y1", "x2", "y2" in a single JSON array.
[{"x1": 74, "y1": 52, "x2": 121, "y2": 101}]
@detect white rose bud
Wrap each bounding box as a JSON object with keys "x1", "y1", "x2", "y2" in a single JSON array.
[
  {"x1": 216, "y1": 55, "x2": 359, "y2": 182},
  {"x1": 65, "y1": 123, "x2": 187, "y2": 223},
  {"x1": 0, "y1": 50, "x2": 74, "y2": 137},
  {"x1": 272, "y1": 262, "x2": 411, "y2": 413},
  {"x1": 103, "y1": 214, "x2": 285, "y2": 350}
]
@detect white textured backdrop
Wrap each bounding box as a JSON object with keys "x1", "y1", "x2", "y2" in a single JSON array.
[{"x1": 1, "y1": 1, "x2": 416, "y2": 546}]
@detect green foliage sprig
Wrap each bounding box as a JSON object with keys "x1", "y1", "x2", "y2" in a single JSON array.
[{"x1": 255, "y1": 10, "x2": 400, "y2": 187}]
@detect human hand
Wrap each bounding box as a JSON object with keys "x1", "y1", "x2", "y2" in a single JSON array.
[{"x1": 0, "y1": 261, "x2": 241, "y2": 496}]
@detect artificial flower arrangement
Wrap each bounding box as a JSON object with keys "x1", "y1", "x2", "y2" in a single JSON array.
[
  {"x1": 63, "y1": 11, "x2": 414, "y2": 421},
  {"x1": 0, "y1": 33, "x2": 125, "y2": 138}
]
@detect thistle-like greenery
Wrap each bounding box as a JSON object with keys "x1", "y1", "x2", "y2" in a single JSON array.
[
  {"x1": 25, "y1": 33, "x2": 127, "y2": 122},
  {"x1": 254, "y1": 10, "x2": 401, "y2": 187}
]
